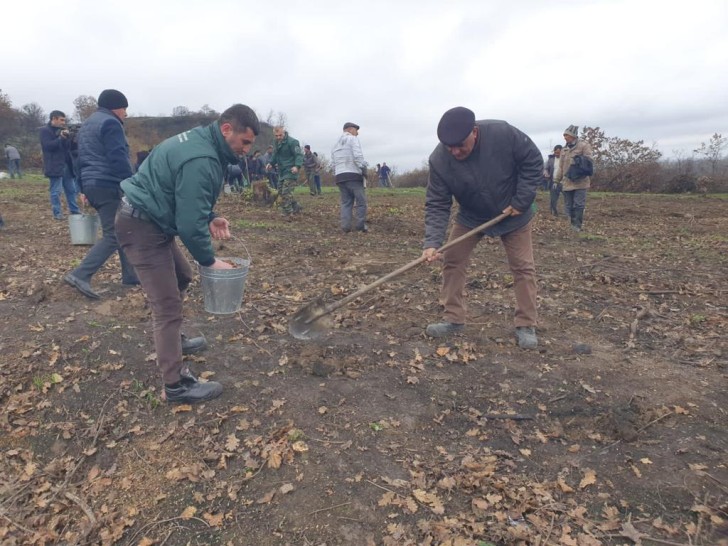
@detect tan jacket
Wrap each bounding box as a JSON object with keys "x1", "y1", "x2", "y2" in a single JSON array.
[{"x1": 555, "y1": 139, "x2": 592, "y2": 191}]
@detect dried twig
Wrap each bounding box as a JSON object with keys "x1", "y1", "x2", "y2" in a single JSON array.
[
  {"x1": 126, "y1": 515, "x2": 210, "y2": 545},
  {"x1": 482, "y1": 413, "x2": 534, "y2": 421},
  {"x1": 307, "y1": 502, "x2": 351, "y2": 516},
  {"x1": 0, "y1": 510, "x2": 35, "y2": 535},
  {"x1": 64, "y1": 492, "x2": 96, "y2": 524}
]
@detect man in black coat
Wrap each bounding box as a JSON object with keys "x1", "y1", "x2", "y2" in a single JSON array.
[
  {"x1": 422, "y1": 107, "x2": 543, "y2": 349},
  {"x1": 39, "y1": 110, "x2": 82, "y2": 220}
]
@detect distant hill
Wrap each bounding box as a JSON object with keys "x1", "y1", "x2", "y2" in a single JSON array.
[
  {"x1": 11, "y1": 114, "x2": 275, "y2": 169},
  {"x1": 125, "y1": 115, "x2": 275, "y2": 160}
]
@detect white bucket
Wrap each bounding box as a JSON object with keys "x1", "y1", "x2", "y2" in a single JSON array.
[{"x1": 68, "y1": 214, "x2": 100, "y2": 245}]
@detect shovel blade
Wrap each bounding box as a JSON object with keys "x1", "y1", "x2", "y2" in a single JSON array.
[{"x1": 288, "y1": 298, "x2": 332, "y2": 340}]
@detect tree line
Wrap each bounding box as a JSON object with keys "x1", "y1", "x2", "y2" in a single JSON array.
[{"x1": 3, "y1": 88, "x2": 726, "y2": 192}]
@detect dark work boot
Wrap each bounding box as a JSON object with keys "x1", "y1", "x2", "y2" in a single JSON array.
[
  {"x1": 165, "y1": 380, "x2": 223, "y2": 404},
  {"x1": 181, "y1": 334, "x2": 207, "y2": 355},
  {"x1": 425, "y1": 322, "x2": 464, "y2": 338},
  {"x1": 573, "y1": 208, "x2": 585, "y2": 231}
]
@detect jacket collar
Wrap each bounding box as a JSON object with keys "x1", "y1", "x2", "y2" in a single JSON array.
[{"x1": 208, "y1": 121, "x2": 239, "y2": 164}]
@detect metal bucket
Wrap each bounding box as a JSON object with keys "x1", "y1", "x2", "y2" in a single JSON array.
[
  {"x1": 198, "y1": 256, "x2": 251, "y2": 314},
  {"x1": 68, "y1": 214, "x2": 100, "y2": 245}
]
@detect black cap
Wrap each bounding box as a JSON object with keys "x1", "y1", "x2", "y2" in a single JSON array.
[
  {"x1": 437, "y1": 107, "x2": 475, "y2": 146},
  {"x1": 343, "y1": 122, "x2": 360, "y2": 130},
  {"x1": 98, "y1": 89, "x2": 128, "y2": 110},
  {"x1": 304, "y1": 144, "x2": 311, "y2": 149}
]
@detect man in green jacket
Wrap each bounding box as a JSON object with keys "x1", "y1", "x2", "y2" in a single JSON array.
[
  {"x1": 266, "y1": 126, "x2": 303, "y2": 217},
  {"x1": 115, "y1": 104, "x2": 260, "y2": 404}
]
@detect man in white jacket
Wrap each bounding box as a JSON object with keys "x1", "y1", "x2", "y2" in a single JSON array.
[{"x1": 331, "y1": 122, "x2": 368, "y2": 232}]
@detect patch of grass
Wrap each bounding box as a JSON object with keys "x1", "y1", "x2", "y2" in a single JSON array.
[
  {"x1": 236, "y1": 219, "x2": 273, "y2": 229},
  {"x1": 86, "y1": 320, "x2": 104, "y2": 328},
  {"x1": 689, "y1": 314, "x2": 707, "y2": 326},
  {"x1": 131, "y1": 379, "x2": 161, "y2": 408}
]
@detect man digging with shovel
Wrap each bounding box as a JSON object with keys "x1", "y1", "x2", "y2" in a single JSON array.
[{"x1": 422, "y1": 107, "x2": 543, "y2": 349}]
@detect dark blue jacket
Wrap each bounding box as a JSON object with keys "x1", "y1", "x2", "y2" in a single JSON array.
[
  {"x1": 39, "y1": 123, "x2": 73, "y2": 178},
  {"x1": 425, "y1": 120, "x2": 543, "y2": 247},
  {"x1": 77, "y1": 108, "x2": 133, "y2": 188}
]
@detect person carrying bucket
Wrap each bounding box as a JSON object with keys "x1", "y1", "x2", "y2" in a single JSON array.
[{"x1": 116, "y1": 104, "x2": 260, "y2": 404}]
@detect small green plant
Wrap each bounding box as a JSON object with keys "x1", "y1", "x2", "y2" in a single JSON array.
[
  {"x1": 130, "y1": 379, "x2": 160, "y2": 408},
  {"x1": 369, "y1": 422, "x2": 384, "y2": 432},
  {"x1": 236, "y1": 219, "x2": 272, "y2": 229},
  {"x1": 32, "y1": 376, "x2": 46, "y2": 390},
  {"x1": 689, "y1": 314, "x2": 707, "y2": 326},
  {"x1": 86, "y1": 320, "x2": 103, "y2": 328}
]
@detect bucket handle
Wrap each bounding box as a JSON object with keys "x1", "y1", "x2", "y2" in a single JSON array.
[{"x1": 228, "y1": 235, "x2": 252, "y2": 265}]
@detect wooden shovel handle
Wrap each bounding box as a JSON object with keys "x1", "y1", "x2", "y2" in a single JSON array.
[{"x1": 320, "y1": 213, "x2": 510, "y2": 316}]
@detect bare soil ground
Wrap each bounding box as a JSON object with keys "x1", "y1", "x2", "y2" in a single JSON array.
[{"x1": 0, "y1": 178, "x2": 726, "y2": 546}]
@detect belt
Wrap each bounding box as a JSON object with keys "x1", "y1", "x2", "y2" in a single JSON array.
[{"x1": 119, "y1": 197, "x2": 152, "y2": 222}]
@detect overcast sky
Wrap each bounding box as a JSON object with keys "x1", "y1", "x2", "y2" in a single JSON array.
[{"x1": 3, "y1": 0, "x2": 726, "y2": 172}]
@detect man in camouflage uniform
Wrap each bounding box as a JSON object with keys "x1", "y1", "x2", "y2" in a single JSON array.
[
  {"x1": 302, "y1": 144, "x2": 321, "y2": 195},
  {"x1": 266, "y1": 126, "x2": 303, "y2": 217}
]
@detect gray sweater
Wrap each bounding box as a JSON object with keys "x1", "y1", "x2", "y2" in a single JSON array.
[{"x1": 424, "y1": 119, "x2": 543, "y2": 248}]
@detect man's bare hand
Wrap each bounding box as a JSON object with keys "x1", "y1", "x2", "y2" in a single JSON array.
[
  {"x1": 502, "y1": 205, "x2": 522, "y2": 216},
  {"x1": 422, "y1": 247, "x2": 442, "y2": 262},
  {"x1": 209, "y1": 217, "x2": 231, "y2": 240},
  {"x1": 210, "y1": 259, "x2": 234, "y2": 270}
]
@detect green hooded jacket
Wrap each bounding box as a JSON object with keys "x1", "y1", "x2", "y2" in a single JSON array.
[
  {"x1": 120, "y1": 121, "x2": 238, "y2": 266},
  {"x1": 270, "y1": 132, "x2": 303, "y2": 181}
]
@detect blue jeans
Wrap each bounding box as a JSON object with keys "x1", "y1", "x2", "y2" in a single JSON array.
[
  {"x1": 49, "y1": 172, "x2": 81, "y2": 217},
  {"x1": 8, "y1": 159, "x2": 22, "y2": 178},
  {"x1": 314, "y1": 174, "x2": 322, "y2": 194},
  {"x1": 338, "y1": 180, "x2": 367, "y2": 231},
  {"x1": 71, "y1": 185, "x2": 138, "y2": 285}
]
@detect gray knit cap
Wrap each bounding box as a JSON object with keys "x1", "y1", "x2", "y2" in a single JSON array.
[{"x1": 563, "y1": 125, "x2": 579, "y2": 138}]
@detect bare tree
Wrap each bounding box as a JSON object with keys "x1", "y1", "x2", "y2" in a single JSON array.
[
  {"x1": 275, "y1": 111, "x2": 287, "y2": 129},
  {"x1": 693, "y1": 133, "x2": 727, "y2": 176},
  {"x1": 172, "y1": 106, "x2": 191, "y2": 117},
  {"x1": 199, "y1": 104, "x2": 218, "y2": 117},
  {"x1": 73, "y1": 95, "x2": 97, "y2": 122},
  {"x1": 581, "y1": 126, "x2": 662, "y2": 191},
  {"x1": 20, "y1": 103, "x2": 45, "y2": 131},
  {"x1": 0, "y1": 89, "x2": 20, "y2": 142}
]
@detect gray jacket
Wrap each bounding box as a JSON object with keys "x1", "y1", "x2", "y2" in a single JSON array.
[{"x1": 425, "y1": 120, "x2": 543, "y2": 248}]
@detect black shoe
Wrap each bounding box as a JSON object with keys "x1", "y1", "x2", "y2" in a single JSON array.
[
  {"x1": 165, "y1": 380, "x2": 223, "y2": 404},
  {"x1": 63, "y1": 273, "x2": 100, "y2": 299},
  {"x1": 181, "y1": 334, "x2": 207, "y2": 355},
  {"x1": 425, "y1": 322, "x2": 464, "y2": 338}
]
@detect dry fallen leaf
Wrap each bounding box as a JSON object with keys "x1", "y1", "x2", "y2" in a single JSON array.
[
  {"x1": 257, "y1": 489, "x2": 276, "y2": 504},
  {"x1": 180, "y1": 506, "x2": 197, "y2": 519},
  {"x1": 203, "y1": 512, "x2": 224, "y2": 527},
  {"x1": 225, "y1": 434, "x2": 240, "y2": 452},
  {"x1": 579, "y1": 469, "x2": 597, "y2": 489}
]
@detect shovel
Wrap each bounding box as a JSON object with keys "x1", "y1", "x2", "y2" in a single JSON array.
[{"x1": 288, "y1": 213, "x2": 509, "y2": 340}]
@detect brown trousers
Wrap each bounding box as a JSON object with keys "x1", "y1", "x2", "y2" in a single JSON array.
[
  {"x1": 115, "y1": 213, "x2": 193, "y2": 385},
  {"x1": 440, "y1": 220, "x2": 538, "y2": 327}
]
